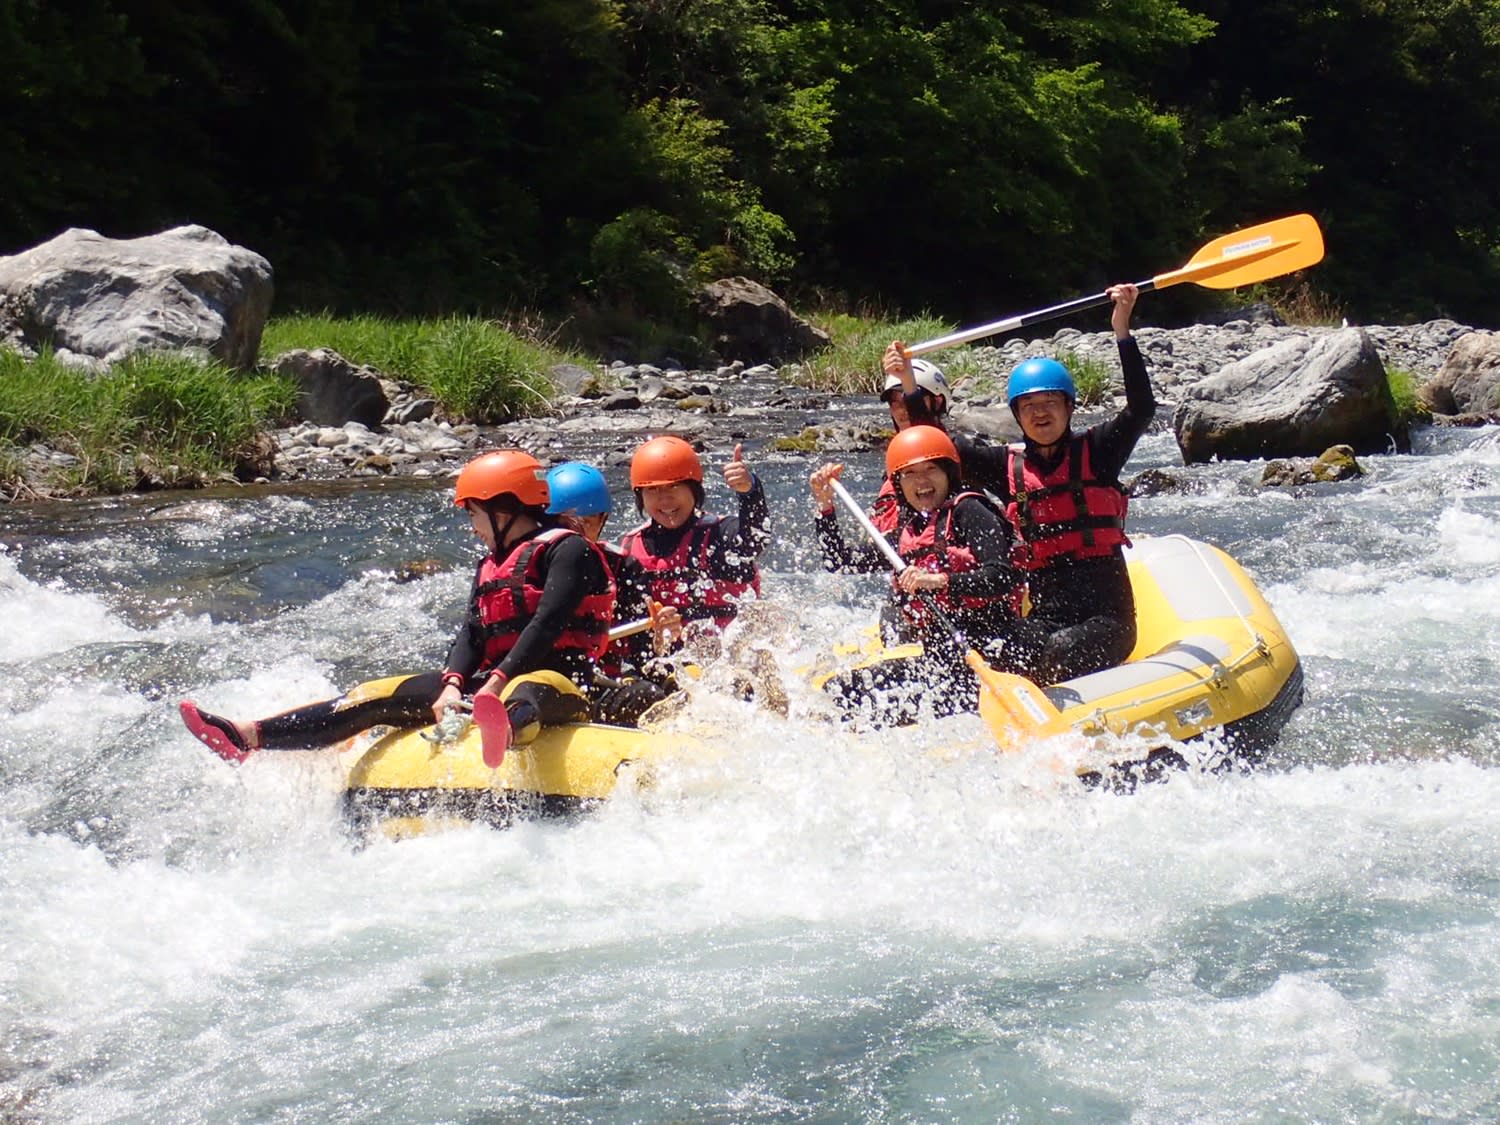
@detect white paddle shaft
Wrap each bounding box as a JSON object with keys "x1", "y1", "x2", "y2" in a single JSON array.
[{"x1": 830, "y1": 478, "x2": 906, "y2": 574}]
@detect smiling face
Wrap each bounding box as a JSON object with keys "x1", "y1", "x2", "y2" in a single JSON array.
[
  {"x1": 641, "y1": 481, "x2": 698, "y2": 530},
  {"x1": 896, "y1": 459, "x2": 951, "y2": 512},
  {"x1": 1014, "y1": 390, "x2": 1072, "y2": 448}
]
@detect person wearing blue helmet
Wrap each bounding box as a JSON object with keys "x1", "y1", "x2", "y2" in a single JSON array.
[
  {"x1": 546, "y1": 460, "x2": 682, "y2": 725},
  {"x1": 546, "y1": 461, "x2": 615, "y2": 537},
  {"x1": 954, "y1": 283, "x2": 1156, "y2": 684}
]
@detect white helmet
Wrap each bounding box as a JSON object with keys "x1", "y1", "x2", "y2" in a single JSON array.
[{"x1": 881, "y1": 358, "x2": 950, "y2": 402}]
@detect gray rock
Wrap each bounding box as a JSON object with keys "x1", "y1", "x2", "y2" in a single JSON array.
[
  {"x1": 1171, "y1": 328, "x2": 1407, "y2": 463},
  {"x1": 696, "y1": 277, "x2": 831, "y2": 365},
  {"x1": 0, "y1": 225, "x2": 273, "y2": 369},
  {"x1": 1418, "y1": 330, "x2": 1500, "y2": 415},
  {"x1": 272, "y1": 347, "x2": 390, "y2": 429},
  {"x1": 549, "y1": 362, "x2": 604, "y2": 397},
  {"x1": 387, "y1": 397, "x2": 438, "y2": 425}
]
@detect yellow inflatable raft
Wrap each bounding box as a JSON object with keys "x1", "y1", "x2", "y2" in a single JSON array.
[
  {"x1": 340, "y1": 534, "x2": 1299, "y2": 834},
  {"x1": 341, "y1": 719, "x2": 704, "y2": 838},
  {"x1": 969, "y1": 534, "x2": 1303, "y2": 784}
]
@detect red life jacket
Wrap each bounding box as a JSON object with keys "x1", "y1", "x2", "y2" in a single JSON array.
[
  {"x1": 1005, "y1": 436, "x2": 1130, "y2": 570},
  {"x1": 597, "y1": 541, "x2": 634, "y2": 678},
  {"x1": 474, "y1": 527, "x2": 615, "y2": 669},
  {"x1": 619, "y1": 513, "x2": 761, "y2": 629},
  {"x1": 894, "y1": 492, "x2": 1022, "y2": 626},
  {"x1": 870, "y1": 476, "x2": 900, "y2": 535}
]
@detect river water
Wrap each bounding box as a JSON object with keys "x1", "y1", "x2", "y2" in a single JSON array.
[{"x1": 4, "y1": 422, "x2": 1500, "y2": 1123}]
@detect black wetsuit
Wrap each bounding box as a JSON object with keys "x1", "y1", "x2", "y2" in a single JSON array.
[
  {"x1": 815, "y1": 491, "x2": 1022, "y2": 725},
  {"x1": 255, "y1": 525, "x2": 612, "y2": 749},
  {"x1": 623, "y1": 479, "x2": 771, "y2": 623},
  {"x1": 957, "y1": 336, "x2": 1156, "y2": 684}
]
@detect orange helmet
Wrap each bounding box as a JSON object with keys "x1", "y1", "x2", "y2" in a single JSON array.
[
  {"x1": 885, "y1": 425, "x2": 960, "y2": 476},
  {"x1": 630, "y1": 435, "x2": 704, "y2": 488},
  {"x1": 453, "y1": 450, "x2": 549, "y2": 508}
]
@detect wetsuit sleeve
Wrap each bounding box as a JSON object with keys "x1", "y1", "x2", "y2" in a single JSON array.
[
  {"x1": 952, "y1": 433, "x2": 1013, "y2": 503},
  {"x1": 815, "y1": 511, "x2": 892, "y2": 574},
  {"x1": 945, "y1": 498, "x2": 1023, "y2": 599},
  {"x1": 443, "y1": 558, "x2": 489, "y2": 678},
  {"x1": 1085, "y1": 335, "x2": 1156, "y2": 482},
  {"x1": 494, "y1": 535, "x2": 611, "y2": 681},
  {"x1": 707, "y1": 477, "x2": 771, "y2": 576}
]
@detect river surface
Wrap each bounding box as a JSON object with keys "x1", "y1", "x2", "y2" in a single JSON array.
[{"x1": 4, "y1": 422, "x2": 1500, "y2": 1123}]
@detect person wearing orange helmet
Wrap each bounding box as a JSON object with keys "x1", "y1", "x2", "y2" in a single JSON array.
[
  {"x1": 617, "y1": 434, "x2": 770, "y2": 642},
  {"x1": 179, "y1": 450, "x2": 616, "y2": 766},
  {"x1": 810, "y1": 425, "x2": 1022, "y2": 725}
]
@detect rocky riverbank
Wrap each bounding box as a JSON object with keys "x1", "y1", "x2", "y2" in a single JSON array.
[{"x1": 267, "y1": 316, "x2": 1480, "y2": 484}]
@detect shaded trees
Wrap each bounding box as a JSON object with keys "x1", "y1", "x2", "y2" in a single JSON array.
[{"x1": 1, "y1": 0, "x2": 1496, "y2": 327}]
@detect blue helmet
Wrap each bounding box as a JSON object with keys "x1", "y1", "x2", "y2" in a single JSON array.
[
  {"x1": 1006, "y1": 357, "x2": 1076, "y2": 408},
  {"x1": 545, "y1": 462, "x2": 613, "y2": 517}
]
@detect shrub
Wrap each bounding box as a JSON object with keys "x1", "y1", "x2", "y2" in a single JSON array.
[
  {"x1": 260, "y1": 313, "x2": 573, "y2": 423},
  {"x1": 792, "y1": 312, "x2": 983, "y2": 396},
  {"x1": 1386, "y1": 366, "x2": 1430, "y2": 424}
]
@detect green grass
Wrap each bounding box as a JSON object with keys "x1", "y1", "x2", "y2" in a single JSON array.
[
  {"x1": 1058, "y1": 348, "x2": 1114, "y2": 406},
  {"x1": 793, "y1": 312, "x2": 985, "y2": 396},
  {"x1": 0, "y1": 349, "x2": 295, "y2": 498},
  {"x1": 260, "y1": 313, "x2": 584, "y2": 423},
  {"x1": 1386, "y1": 366, "x2": 1430, "y2": 424}
]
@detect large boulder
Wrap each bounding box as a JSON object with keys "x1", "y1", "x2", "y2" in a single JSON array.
[
  {"x1": 1171, "y1": 327, "x2": 1406, "y2": 463},
  {"x1": 0, "y1": 225, "x2": 273, "y2": 371},
  {"x1": 696, "y1": 277, "x2": 830, "y2": 365},
  {"x1": 1418, "y1": 330, "x2": 1500, "y2": 416}
]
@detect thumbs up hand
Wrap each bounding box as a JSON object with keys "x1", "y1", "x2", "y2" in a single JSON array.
[{"x1": 723, "y1": 443, "x2": 753, "y2": 493}]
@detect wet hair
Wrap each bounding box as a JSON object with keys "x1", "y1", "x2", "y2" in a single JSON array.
[{"x1": 633, "y1": 479, "x2": 706, "y2": 515}]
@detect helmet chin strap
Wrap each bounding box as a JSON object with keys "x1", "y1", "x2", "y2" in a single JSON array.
[{"x1": 488, "y1": 509, "x2": 517, "y2": 557}]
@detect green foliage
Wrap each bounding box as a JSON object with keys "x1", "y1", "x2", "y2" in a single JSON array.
[
  {"x1": 1385, "y1": 367, "x2": 1429, "y2": 425},
  {"x1": 0, "y1": 349, "x2": 294, "y2": 496},
  {"x1": 4, "y1": 0, "x2": 1500, "y2": 331},
  {"x1": 260, "y1": 314, "x2": 569, "y2": 423},
  {"x1": 1058, "y1": 349, "x2": 1114, "y2": 406},
  {"x1": 793, "y1": 312, "x2": 984, "y2": 396}
]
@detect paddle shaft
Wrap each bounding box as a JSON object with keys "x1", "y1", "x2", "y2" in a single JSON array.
[
  {"x1": 907, "y1": 213, "x2": 1324, "y2": 357},
  {"x1": 830, "y1": 478, "x2": 907, "y2": 573},
  {"x1": 608, "y1": 616, "x2": 654, "y2": 641},
  {"x1": 828, "y1": 478, "x2": 971, "y2": 645}
]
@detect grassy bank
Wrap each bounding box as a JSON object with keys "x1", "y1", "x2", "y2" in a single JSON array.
[
  {"x1": 0, "y1": 297, "x2": 1429, "y2": 502},
  {"x1": 0, "y1": 314, "x2": 586, "y2": 500},
  {"x1": 0, "y1": 349, "x2": 295, "y2": 499},
  {"x1": 259, "y1": 313, "x2": 579, "y2": 424}
]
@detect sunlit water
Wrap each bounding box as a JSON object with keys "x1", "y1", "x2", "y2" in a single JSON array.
[{"x1": 5, "y1": 427, "x2": 1500, "y2": 1123}]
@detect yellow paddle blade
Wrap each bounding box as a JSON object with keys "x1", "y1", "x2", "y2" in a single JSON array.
[
  {"x1": 1155, "y1": 213, "x2": 1324, "y2": 291},
  {"x1": 964, "y1": 651, "x2": 1064, "y2": 755}
]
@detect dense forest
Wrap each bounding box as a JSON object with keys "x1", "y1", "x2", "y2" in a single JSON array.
[{"x1": 4, "y1": 0, "x2": 1499, "y2": 333}]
